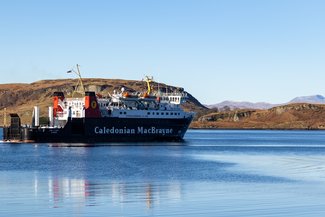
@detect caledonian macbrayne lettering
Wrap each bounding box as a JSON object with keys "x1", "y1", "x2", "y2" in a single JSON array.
[{"x1": 94, "y1": 126, "x2": 173, "y2": 135}]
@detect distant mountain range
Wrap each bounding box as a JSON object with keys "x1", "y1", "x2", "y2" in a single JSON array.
[
  {"x1": 289, "y1": 95, "x2": 325, "y2": 104},
  {"x1": 207, "y1": 95, "x2": 325, "y2": 110}
]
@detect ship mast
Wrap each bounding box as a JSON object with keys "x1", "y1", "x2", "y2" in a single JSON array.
[
  {"x1": 68, "y1": 64, "x2": 85, "y2": 98},
  {"x1": 144, "y1": 76, "x2": 153, "y2": 95}
]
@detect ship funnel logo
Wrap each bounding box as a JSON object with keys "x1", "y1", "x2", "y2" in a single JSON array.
[{"x1": 91, "y1": 101, "x2": 97, "y2": 109}]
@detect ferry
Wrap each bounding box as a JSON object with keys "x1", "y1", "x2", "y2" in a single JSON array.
[{"x1": 2, "y1": 66, "x2": 194, "y2": 143}]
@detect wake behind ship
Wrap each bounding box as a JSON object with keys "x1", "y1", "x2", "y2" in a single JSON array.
[{"x1": 3, "y1": 74, "x2": 194, "y2": 143}]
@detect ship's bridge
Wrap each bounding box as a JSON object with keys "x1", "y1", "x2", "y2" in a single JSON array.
[
  {"x1": 56, "y1": 98, "x2": 85, "y2": 120},
  {"x1": 159, "y1": 93, "x2": 187, "y2": 105}
]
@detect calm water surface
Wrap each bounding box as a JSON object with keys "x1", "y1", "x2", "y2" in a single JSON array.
[{"x1": 1, "y1": 130, "x2": 325, "y2": 216}]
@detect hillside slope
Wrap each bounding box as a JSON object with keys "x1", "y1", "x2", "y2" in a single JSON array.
[{"x1": 0, "y1": 78, "x2": 206, "y2": 125}]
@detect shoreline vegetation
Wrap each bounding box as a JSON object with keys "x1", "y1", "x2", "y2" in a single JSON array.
[{"x1": 1, "y1": 78, "x2": 325, "y2": 130}]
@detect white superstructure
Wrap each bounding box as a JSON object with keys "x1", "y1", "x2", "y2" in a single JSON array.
[{"x1": 53, "y1": 89, "x2": 192, "y2": 122}]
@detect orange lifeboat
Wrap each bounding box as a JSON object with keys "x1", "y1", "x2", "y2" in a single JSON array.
[
  {"x1": 143, "y1": 93, "x2": 149, "y2": 98},
  {"x1": 123, "y1": 92, "x2": 129, "y2": 97}
]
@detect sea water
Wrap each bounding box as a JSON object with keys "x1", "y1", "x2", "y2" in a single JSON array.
[{"x1": 1, "y1": 129, "x2": 325, "y2": 216}]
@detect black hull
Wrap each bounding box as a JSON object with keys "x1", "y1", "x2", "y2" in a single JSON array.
[{"x1": 3, "y1": 117, "x2": 192, "y2": 143}]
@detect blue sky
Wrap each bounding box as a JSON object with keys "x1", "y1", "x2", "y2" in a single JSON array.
[{"x1": 1, "y1": 0, "x2": 325, "y2": 104}]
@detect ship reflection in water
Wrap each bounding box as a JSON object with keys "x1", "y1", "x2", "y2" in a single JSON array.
[
  {"x1": 3, "y1": 130, "x2": 325, "y2": 216},
  {"x1": 35, "y1": 175, "x2": 182, "y2": 209}
]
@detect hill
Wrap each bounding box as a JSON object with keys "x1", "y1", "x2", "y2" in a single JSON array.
[
  {"x1": 0, "y1": 78, "x2": 206, "y2": 125},
  {"x1": 289, "y1": 95, "x2": 325, "y2": 104},
  {"x1": 2, "y1": 79, "x2": 325, "y2": 130},
  {"x1": 191, "y1": 103, "x2": 325, "y2": 129}
]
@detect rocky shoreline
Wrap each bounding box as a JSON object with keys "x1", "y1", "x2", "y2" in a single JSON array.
[{"x1": 190, "y1": 103, "x2": 325, "y2": 130}]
